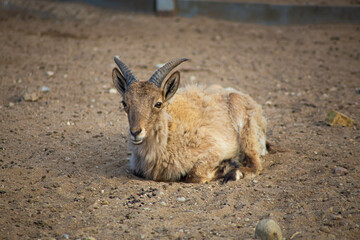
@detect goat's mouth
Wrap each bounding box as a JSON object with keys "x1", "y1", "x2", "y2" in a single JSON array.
[
  {"x1": 131, "y1": 139, "x2": 144, "y2": 145},
  {"x1": 129, "y1": 129, "x2": 146, "y2": 145}
]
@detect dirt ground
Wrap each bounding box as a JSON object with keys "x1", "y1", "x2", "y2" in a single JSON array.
[{"x1": 0, "y1": 0, "x2": 359, "y2": 239}]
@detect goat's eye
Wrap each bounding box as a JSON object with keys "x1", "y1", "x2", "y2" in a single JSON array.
[
  {"x1": 154, "y1": 102, "x2": 162, "y2": 108},
  {"x1": 121, "y1": 101, "x2": 127, "y2": 108}
]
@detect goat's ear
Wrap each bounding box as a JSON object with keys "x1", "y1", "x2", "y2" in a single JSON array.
[
  {"x1": 112, "y1": 68, "x2": 127, "y2": 96},
  {"x1": 162, "y1": 71, "x2": 180, "y2": 102}
]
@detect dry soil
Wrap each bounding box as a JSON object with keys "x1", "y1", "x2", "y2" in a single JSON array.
[{"x1": 0, "y1": 0, "x2": 359, "y2": 239}]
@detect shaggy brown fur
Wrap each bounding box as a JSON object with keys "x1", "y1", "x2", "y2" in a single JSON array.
[{"x1": 112, "y1": 59, "x2": 267, "y2": 183}]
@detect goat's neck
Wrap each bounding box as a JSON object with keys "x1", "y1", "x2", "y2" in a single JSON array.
[
  {"x1": 147, "y1": 110, "x2": 170, "y2": 148},
  {"x1": 130, "y1": 110, "x2": 172, "y2": 180}
]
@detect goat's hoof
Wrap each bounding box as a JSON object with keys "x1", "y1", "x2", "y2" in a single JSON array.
[{"x1": 222, "y1": 169, "x2": 244, "y2": 184}]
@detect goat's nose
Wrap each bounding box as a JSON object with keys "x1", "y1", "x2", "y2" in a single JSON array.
[{"x1": 130, "y1": 129, "x2": 142, "y2": 137}]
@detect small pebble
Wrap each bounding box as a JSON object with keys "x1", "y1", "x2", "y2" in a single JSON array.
[
  {"x1": 8, "y1": 102, "x2": 14, "y2": 107},
  {"x1": 320, "y1": 226, "x2": 330, "y2": 233},
  {"x1": 159, "y1": 201, "x2": 166, "y2": 206},
  {"x1": 333, "y1": 167, "x2": 348, "y2": 175},
  {"x1": 62, "y1": 234, "x2": 69, "y2": 239},
  {"x1": 325, "y1": 110, "x2": 354, "y2": 127},
  {"x1": 253, "y1": 180, "x2": 258, "y2": 184},
  {"x1": 244, "y1": 217, "x2": 250, "y2": 222},
  {"x1": 41, "y1": 86, "x2": 50, "y2": 93},
  {"x1": 177, "y1": 197, "x2": 186, "y2": 202},
  {"x1": 213, "y1": 35, "x2": 221, "y2": 41},
  {"x1": 331, "y1": 214, "x2": 342, "y2": 220},
  {"x1": 255, "y1": 219, "x2": 282, "y2": 240},
  {"x1": 23, "y1": 92, "x2": 40, "y2": 102},
  {"x1": 109, "y1": 88, "x2": 117, "y2": 94},
  {"x1": 66, "y1": 121, "x2": 74, "y2": 126},
  {"x1": 47, "y1": 71, "x2": 55, "y2": 77}
]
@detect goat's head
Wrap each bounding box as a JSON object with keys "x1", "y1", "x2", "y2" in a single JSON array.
[{"x1": 112, "y1": 57, "x2": 189, "y2": 145}]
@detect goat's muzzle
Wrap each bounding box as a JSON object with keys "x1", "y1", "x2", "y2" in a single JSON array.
[{"x1": 129, "y1": 128, "x2": 146, "y2": 145}]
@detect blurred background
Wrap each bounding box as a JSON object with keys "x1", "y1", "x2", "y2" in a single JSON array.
[{"x1": 56, "y1": 0, "x2": 360, "y2": 25}]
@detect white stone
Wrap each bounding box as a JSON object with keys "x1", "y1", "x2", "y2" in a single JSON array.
[
  {"x1": 109, "y1": 88, "x2": 118, "y2": 94},
  {"x1": 177, "y1": 197, "x2": 186, "y2": 202},
  {"x1": 41, "y1": 86, "x2": 50, "y2": 92}
]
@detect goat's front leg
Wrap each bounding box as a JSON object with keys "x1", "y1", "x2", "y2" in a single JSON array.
[{"x1": 184, "y1": 151, "x2": 222, "y2": 183}]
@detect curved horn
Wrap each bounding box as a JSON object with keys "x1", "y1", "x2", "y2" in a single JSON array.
[
  {"x1": 148, "y1": 58, "x2": 189, "y2": 88},
  {"x1": 114, "y1": 56, "x2": 138, "y2": 85}
]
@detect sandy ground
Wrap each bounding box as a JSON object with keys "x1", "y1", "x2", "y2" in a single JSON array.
[{"x1": 0, "y1": 0, "x2": 359, "y2": 239}]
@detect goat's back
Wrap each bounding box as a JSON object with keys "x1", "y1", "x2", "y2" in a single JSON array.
[{"x1": 166, "y1": 85, "x2": 249, "y2": 160}]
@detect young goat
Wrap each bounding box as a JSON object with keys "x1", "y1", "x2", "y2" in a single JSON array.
[{"x1": 112, "y1": 57, "x2": 267, "y2": 183}]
